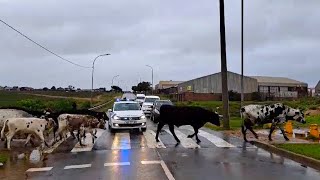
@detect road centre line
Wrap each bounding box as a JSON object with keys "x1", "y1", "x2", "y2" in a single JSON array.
[
  {"x1": 104, "y1": 162, "x2": 131, "y2": 166},
  {"x1": 141, "y1": 160, "x2": 161, "y2": 165},
  {"x1": 26, "y1": 167, "x2": 53, "y2": 172},
  {"x1": 64, "y1": 164, "x2": 92, "y2": 170}
]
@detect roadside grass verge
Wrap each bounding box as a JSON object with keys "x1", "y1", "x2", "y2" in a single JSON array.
[
  {"x1": 0, "y1": 91, "x2": 120, "y2": 112},
  {"x1": 0, "y1": 153, "x2": 9, "y2": 163},
  {"x1": 205, "y1": 117, "x2": 242, "y2": 131},
  {"x1": 275, "y1": 144, "x2": 320, "y2": 160}
]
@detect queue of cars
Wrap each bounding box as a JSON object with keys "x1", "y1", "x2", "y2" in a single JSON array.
[{"x1": 106, "y1": 93, "x2": 173, "y2": 132}]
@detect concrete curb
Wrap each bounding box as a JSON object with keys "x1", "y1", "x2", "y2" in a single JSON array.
[{"x1": 253, "y1": 141, "x2": 320, "y2": 171}]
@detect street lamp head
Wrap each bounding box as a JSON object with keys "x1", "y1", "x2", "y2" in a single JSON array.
[{"x1": 102, "y1": 53, "x2": 111, "y2": 56}]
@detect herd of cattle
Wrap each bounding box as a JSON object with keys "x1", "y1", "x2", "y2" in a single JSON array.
[
  {"x1": 0, "y1": 102, "x2": 307, "y2": 151},
  {"x1": 0, "y1": 107, "x2": 108, "y2": 150}
]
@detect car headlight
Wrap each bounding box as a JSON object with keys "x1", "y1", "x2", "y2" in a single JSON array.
[
  {"x1": 113, "y1": 115, "x2": 120, "y2": 120},
  {"x1": 140, "y1": 115, "x2": 146, "y2": 120}
]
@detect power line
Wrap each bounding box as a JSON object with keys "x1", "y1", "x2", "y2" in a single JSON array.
[{"x1": 0, "y1": 19, "x2": 91, "y2": 69}]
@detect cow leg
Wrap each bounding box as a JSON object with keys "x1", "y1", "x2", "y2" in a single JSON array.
[
  {"x1": 35, "y1": 132, "x2": 47, "y2": 150},
  {"x1": 246, "y1": 124, "x2": 259, "y2": 139},
  {"x1": 279, "y1": 125, "x2": 290, "y2": 141},
  {"x1": 241, "y1": 125, "x2": 248, "y2": 142},
  {"x1": 6, "y1": 131, "x2": 16, "y2": 150},
  {"x1": 155, "y1": 122, "x2": 165, "y2": 142},
  {"x1": 168, "y1": 125, "x2": 180, "y2": 143},
  {"x1": 77, "y1": 129, "x2": 84, "y2": 146},
  {"x1": 268, "y1": 124, "x2": 276, "y2": 141},
  {"x1": 194, "y1": 128, "x2": 201, "y2": 143},
  {"x1": 24, "y1": 134, "x2": 32, "y2": 147}
]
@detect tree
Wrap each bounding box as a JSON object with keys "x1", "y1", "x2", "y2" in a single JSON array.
[
  {"x1": 43, "y1": 87, "x2": 49, "y2": 91},
  {"x1": 111, "y1": 86, "x2": 123, "y2": 92},
  {"x1": 219, "y1": 0, "x2": 230, "y2": 129},
  {"x1": 132, "y1": 86, "x2": 138, "y2": 92},
  {"x1": 51, "y1": 86, "x2": 56, "y2": 91}
]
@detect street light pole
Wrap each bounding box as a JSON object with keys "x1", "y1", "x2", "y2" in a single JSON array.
[
  {"x1": 219, "y1": 0, "x2": 230, "y2": 129},
  {"x1": 146, "y1": 65, "x2": 154, "y2": 94},
  {"x1": 240, "y1": 0, "x2": 244, "y2": 108},
  {"x1": 91, "y1": 53, "x2": 110, "y2": 107}
]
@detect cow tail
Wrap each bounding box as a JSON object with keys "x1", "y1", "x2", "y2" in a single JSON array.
[{"x1": 1, "y1": 119, "x2": 9, "y2": 140}]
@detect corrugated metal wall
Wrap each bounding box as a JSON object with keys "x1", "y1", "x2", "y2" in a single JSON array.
[{"x1": 178, "y1": 72, "x2": 258, "y2": 93}]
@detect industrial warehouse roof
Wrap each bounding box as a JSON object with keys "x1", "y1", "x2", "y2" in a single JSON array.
[
  {"x1": 250, "y1": 76, "x2": 308, "y2": 87},
  {"x1": 158, "y1": 81, "x2": 184, "y2": 84}
]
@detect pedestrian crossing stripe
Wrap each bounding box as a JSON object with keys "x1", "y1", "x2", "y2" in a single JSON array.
[
  {"x1": 143, "y1": 130, "x2": 166, "y2": 149},
  {"x1": 42, "y1": 128, "x2": 253, "y2": 153},
  {"x1": 165, "y1": 129, "x2": 200, "y2": 149},
  {"x1": 198, "y1": 130, "x2": 235, "y2": 148},
  {"x1": 111, "y1": 132, "x2": 131, "y2": 150},
  {"x1": 71, "y1": 129, "x2": 105, "y2": 153}
]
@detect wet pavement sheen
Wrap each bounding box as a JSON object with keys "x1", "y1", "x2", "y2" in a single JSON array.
[{"x1": 0, "y1": 119, "x2": 320, "y2": 180}]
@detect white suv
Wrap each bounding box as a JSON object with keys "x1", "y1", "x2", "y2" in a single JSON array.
[
  {"x1": 141, "y1": 95, "x2": 160, "y2": 117},
  {"x1": 135, "y1": 94, "x2": 145, "y2": 106},
  {"x1": 107, "y1": 101, "x2": 147, "y2": 132}
]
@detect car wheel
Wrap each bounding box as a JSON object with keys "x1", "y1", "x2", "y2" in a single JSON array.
[{"x1": 141, "y1": 128, "x2": 147, "y2": 132}]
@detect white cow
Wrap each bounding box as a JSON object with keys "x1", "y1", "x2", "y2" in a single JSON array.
[{"x1": 1, "y1": 118, "x2": 55, "y2": 150}]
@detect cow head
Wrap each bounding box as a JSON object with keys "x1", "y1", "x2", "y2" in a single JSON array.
[
  {"x1": 209, "y1": 111, "x2": 221, "y2": 127},
  {"x1": 45, "y1": 118, "x2": 56, "y2": 130},
  {"x1": 286, "y1": 107, "x2": 306, "y2": 124}
]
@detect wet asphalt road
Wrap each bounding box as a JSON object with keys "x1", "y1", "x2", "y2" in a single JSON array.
[{"x1": 1, "y1": 119, "x2": 320, "y2": 180}]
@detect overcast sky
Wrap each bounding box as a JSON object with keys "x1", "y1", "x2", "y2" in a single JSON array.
[{"x1": 0, "y1": 0, "x2": 319, "y2": 90}]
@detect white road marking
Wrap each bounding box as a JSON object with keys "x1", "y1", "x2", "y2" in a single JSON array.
[
  {"x1": 71, "y1": 129, "x2": 104, "y2": 153},
  {"x1": 43, "y1": 132, "x2": 71, "y2": 154},
  {"x1": 111, "y1": 132, "x2": 131, "y2": 150},
  {"x1": 64, "y1": 164, "x2": 92, "y2": 170},
  {"x1": 161, "y1": 160, "x2": 175, "y2": 180},
  {"x1": 143, "y1": 130, "x2": 166, "y2": 148},
  {"x1": 198, "y1": 130, "x2": 235, "y2": 148},
  {"x1": 141, "y1": 160, "x2": 161, "y2": 165},
  {"x1": 26, "y1": 167, "x2": 53, "y2": 172},
  {"x1": 165, "y1": 129, "x2": 200, "y2": 149},
  {"x1": 104, "y1": 162, "x2": 131, "y2": 166}
]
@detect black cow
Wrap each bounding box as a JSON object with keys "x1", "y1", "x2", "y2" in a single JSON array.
[{"x1": 155, "y1": 105, "x2": 221, "y2": 143}]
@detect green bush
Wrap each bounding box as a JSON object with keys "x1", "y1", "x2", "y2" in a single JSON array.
[{"x1": 16, "y1": 99, "x2": 46, "y2": 111}]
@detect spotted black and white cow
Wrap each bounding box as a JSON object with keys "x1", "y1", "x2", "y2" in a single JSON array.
[
  {"x1": 1, "y1": 117, "x2": 56, "y2": 150},
  {"x1": 240, "y1": 103, "x2": 306, "y2": 142}
]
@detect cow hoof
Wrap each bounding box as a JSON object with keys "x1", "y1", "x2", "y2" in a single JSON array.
[
  {"x1": 196, "y1": 140, "x2": 201, "y2": 144},
  {"x1": 255, "y1": 136, "x2": 259, "y2": 139},
  {"x1": 269, "y1": 138, "x2": 273, "y2": 141},
  {"x1": 285, "y1": 138, "x2": 290, "y2": 141},
  {"x1": 187, "y1": 135, "x2": 193, "y2": 138},
  {"x1": 156, "y1": 139, "x2": 160, "y2": 143}
]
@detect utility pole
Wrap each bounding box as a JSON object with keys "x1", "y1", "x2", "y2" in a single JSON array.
[
  {"x1": 146, "y1": 65, "x2": 154, "y2": 94},
  {"x1": 240, "y1": 0, "x2": 244, "y2": 108},
  {"x1": 219, "y1": 0, "x2": 230, "y2": 129}
]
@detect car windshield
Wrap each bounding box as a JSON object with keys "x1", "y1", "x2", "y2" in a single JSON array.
[
  {"x1": 114, "y1": 103, "x2": 141, "y2": 111},
  {"x1": 145, "y1": 98, "x2": 159, "y2": 103},
  {"x1": 136, "y1": 97, "x2": 145, "y2": 100}
]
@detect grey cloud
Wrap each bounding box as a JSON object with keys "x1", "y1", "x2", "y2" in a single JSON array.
[{"x1": 0, "y1": 0, "x2": 319, "y2": 89}]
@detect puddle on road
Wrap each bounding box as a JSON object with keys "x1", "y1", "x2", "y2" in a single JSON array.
[{"x1": 0, "y1": 147, "x2": 48, "y2": 180}]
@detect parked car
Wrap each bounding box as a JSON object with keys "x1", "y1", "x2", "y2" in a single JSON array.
[
  {"x1": 150, "y1": 100, "x2": 173, "y2": 123},
  {"x1": 136, "y1": 94, "x2": 146, "y2": 106},
  {"x1": 107, "y1": 101, "x2": 147, "y2": 132},
  {"x1": 141, "y1": 95, "x2": 160, "y2": 117}
]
